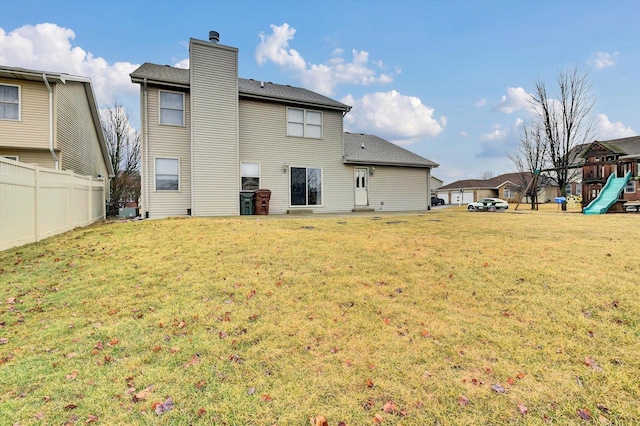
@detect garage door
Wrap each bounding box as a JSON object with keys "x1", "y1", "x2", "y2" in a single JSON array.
[
  {"x1": 436, "y1": 192, "x2": 449, "y2": 204},
  {"x1": 450, "y1": 191, "x2": 475, "y2": 204}
]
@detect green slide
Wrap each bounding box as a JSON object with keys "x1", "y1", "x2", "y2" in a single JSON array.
[{"x1": 583, "y1": 171, "x2": 632, "y2": 215}]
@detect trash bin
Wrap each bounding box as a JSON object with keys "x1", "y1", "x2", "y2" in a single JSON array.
[
  {"x1": 240, "y1": 191, "x2": 255, "y2": 215},
  {"x1": 254, "y1": 189, "x2": 272, "y2": 215}
]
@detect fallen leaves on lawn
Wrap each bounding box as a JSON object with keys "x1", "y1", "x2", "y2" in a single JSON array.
[
  {"x1": 260, "y1": 394, "x2": 272, "y2": 402},
  {"x1": 197, "y1": 408, "x2": 206, "y2": 417},
  {"x1": 491, "y1": 384, "x2": 506, "y2": 393},
  {"x1": 86, "y1": 414, "x2": 98, "y2": 423},
  {"x1": 311, "y1": 415, "x2": 329, "y2": 426},
  {"x1": 585, "y1": 356, "x2": 603, "y2": 372},
  {"x1": 182, "y1": 354, "x2": 200, "y2": 368},
  {"x1": 64, "y1": 403, "x2": 78, "y2": 410},
  {"x1": 383, "y1": 400, "x2": 397, "y2": 413},
  {"x1": 0, "y1": 337, "x2": 8, "y2": 345},
  {"x1": 458, "y1": 396, "x2": 470, "y2": 407},
  {"x1": 373, "y1": 413, "x2": 384, "y2": 423},
  {"x1": 66, "y1": 370, "x2": 79, "y2": 381},
  {"x1": 517, "y1": 403, "x2": 528, "y2": 415},
  {"x1": 154, "y1": 397, "x2": 174, "y2": 415},
  {"x1": 577, "y1": 408, "x2": 592, "y2": 420},
  {"x1": 132, "y1": 385, "x2": 154, "y2": 402}
]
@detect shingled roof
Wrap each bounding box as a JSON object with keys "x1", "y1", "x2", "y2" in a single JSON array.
[
  {"x1": 439, "y1": 172, "x2": 546, "y2": 191},
  {"x1": 130, "y1": 63, "x2": 350, "y2": 111},
  {"x1": 580, "y1": 136, "x2": 640, "y2": 159},
  {"x1": 343, "y1": 133, "x2": 438, "y2": 168}
]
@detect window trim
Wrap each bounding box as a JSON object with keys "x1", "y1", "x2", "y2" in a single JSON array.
[
  {"x1": 240, "y1": 161, "x2": 261, "y2": 191},
  {"x1": 289, "y1": 166, "x2": 324, "y2": 207},
  {"x1": 158, "y1": 90, "x2": 185, "y2": 127},
  {"x1": 0, "y1": 83, "x2": 21, "y2": 121},
  {"x1": 286, "y1": 107, "x2": 323, "y2": 139},
  {"x1": 625, "y1": 180, "x2": 636, "y2": 194},
  {"x1": 154, "y1": 157, "x2": 180, "y2": 192}
]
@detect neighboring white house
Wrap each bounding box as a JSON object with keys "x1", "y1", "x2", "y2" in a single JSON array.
[{"x1": 130, "y1": 32, "x2": 438, "y2": 218}]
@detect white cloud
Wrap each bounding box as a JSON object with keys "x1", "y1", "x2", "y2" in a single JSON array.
[
  {"x1": 493, "y1": 87, "x2": 532, "y2": 114},
  {"x1": 342, "y1": 90, "x2": 445, "y2": 144},
  {"x1": 255, "y1": 23, "x2": 394, "y2": 96},
  {"x1": 255, "y1": 23, "x2": 306, "y2": 71},
  {"x1": 477, "y1": 118, "x2": 524, "y2": 157},
  {"x1": 0, "y1": 23, "x2": 139, "y2": 106},
  {"x1": 174, "y1": 59, "x2": 189, "y2": 69},
  {"x1": 593, "y1": 114, "x2": 635, "y2": 139},
  {"x1": 589, "y1": 51, "x2": 619, "y2": 69},
  {"x1": 459, "y1": 131, "x2": 469, "y2": 138},
  {"x1": 475, "y1": 98, "x2": 487, "y2": 108}
]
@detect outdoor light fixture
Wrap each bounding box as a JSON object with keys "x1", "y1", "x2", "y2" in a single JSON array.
[
  {"x1": 282, "y1": 163, "x2": 288, "y2": 173},
  {"x1": 369, "y1": 166, "x2": 375, "y2": 176}
]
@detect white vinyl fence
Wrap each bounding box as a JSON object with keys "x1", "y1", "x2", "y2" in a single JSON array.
[{"x1": 1, "y1": 157, "x2": 106, "y2": 251}]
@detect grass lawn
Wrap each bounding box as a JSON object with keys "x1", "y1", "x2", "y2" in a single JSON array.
[{"x1": 1, "y1": 208, "x2": 638, "y2": 425}]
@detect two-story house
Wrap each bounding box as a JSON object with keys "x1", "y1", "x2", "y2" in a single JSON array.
[
  {"x1": 580, "y1": 136, "x2": 640, "y2": 206},
  {"x1": 0, "y1": 66, "x2": 113, "y2": 179},
  {"x1": 130, "y1": 32, "x2": 438, "y2": 218}
]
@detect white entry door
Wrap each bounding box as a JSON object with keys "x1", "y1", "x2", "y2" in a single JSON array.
[{"x1": 354, "y1": 167, "x2": 369, "y2": 206}]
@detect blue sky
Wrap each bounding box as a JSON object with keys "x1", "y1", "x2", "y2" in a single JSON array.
[{"x1": 2, "y1": 0, "x2": 639, "y2": 183}]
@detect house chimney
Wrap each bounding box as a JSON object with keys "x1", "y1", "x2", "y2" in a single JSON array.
[{"x1": 209, "y1": 30, "x2": 220, "y2": 44}]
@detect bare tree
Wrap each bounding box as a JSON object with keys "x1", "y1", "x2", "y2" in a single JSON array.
[
  {"x1": 509, "y1": 121, "x2": 548, "y2": 209},
  {"x1": 531, "y1": 67, "x2": 594, "y2": 210},
  {"x1": 101, "y1": 99, "x2": 140, "y2": 216},
  {"x1": 480, "y1": 170, "x2": 494, "y2": 180}
]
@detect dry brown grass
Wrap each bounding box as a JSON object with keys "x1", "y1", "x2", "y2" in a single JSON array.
[{"x1": 1, "y1": 208, "x2": 638, "y2": 424}]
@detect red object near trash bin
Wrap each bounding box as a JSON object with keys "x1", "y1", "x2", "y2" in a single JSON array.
[{"x1": 254, "y1": 189, "x2": 272, "y2": 215}]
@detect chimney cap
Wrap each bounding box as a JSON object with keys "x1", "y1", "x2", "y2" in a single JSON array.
[{"x1": 209, "y1": 31, "x2": 220, "y2": 43}]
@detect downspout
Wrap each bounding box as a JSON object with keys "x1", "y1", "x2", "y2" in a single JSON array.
[
  {"x1": 143, "y1": 78, "x2": 150, "y2": 218},
  {"x1": 42, "y1": 74, "x2": 59, "y2": 169}
]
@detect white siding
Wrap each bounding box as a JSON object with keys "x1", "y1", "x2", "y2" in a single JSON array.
[
  {"x1": 366, "y1": 166, "x2": 429, "y2": 211},
  {"x1": 56, "y1": 81, "x2": 109, "y2": 177},
  {"x1": 190, "y1": 39, "x2": 239, "y2": 216},
  {"x1": 239, "y1": 100, "x2": 353, "y2": 214},
  {"x1": 143, "y1": 86, "x2": 191, "y2": 218},
  {"x1": 0, "y1": 78, "x2": 49, "y2": 149}
]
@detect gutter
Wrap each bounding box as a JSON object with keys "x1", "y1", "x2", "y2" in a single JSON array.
[
  {"x1": 42, "y1": 73, "x2": 59, "y2": 169},
  {"x1": 144, "y1": 78, "x2": 150, "y2": 218}
]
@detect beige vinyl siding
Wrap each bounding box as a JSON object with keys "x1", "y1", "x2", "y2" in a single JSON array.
[
  {"x1": 0, "y1": 78, "x2": 49, "y2": 149},
  {"x1": 0, "y1": 148, "x2": 57, "y2": 168},
  {"x1": 190, "y1": 39, "x2": 239, "y2": 216},
  {"x1": 239, "y1": 100, "x2": 353, "y2": 214},
  {"x1": 55, "y1": 81, "x2": 108, "y2": 177},
  {"x1": 143, "y1": 86, "x2": 191, "y2": 218},
  {"x1": 367, "y1": 166, "x2": 429, "y2": 211}
]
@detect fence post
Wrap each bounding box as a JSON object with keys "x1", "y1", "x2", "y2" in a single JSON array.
[
  {"x1": 88, "y1": 176, "x2": 93, "y2": 223},
  {"x1": 34, "y1": 166, "x2": 40, "y2": 243}
]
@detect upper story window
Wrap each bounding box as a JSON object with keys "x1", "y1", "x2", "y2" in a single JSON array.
[
  {"x1": 241, "y1": 162, "x2": 260, "y2": 191},
  {"x1": 159, "y1": 91, "x2": 184, "y2": 126},
  {"x1": 287, "y1": 108, "x2": 322, "y2": 139},
  {"x1": 0, "y1": 84, "x2": 20, "y2": 120}
]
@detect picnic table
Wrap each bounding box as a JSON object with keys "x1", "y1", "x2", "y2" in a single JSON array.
[{"x1": 479, "y1": 201, "x2": 505, "y2": 212}]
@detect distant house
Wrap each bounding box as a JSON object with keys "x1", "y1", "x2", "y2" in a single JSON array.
[
  {"x1": 580, "y1": 136, "x2": 640, "y2": 206},
  {"x1": 437, "y1": 172, "x2": 558, "y2": 204},
  {"x1": 129, "y1": 32, "x2": 438, "y2": 218},
  {"x1": 430, "y1": 175, "x2": 443, "y2": 197},
  {"x1": 0, "y1": 66, "x2": 113, "y2": 179}
]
